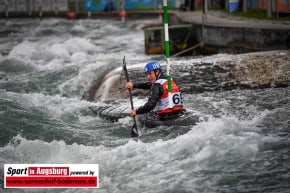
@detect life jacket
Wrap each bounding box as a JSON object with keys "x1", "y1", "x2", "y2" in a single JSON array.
[{"x1": 154, "y1": 79, "x2": 183, "y2": 114}]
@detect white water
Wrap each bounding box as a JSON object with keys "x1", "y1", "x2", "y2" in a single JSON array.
[{"x1": 0, "y1": 18, "x2": 289, "y2": 193}]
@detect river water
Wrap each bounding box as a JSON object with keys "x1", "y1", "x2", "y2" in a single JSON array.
[{"x1": 0, "y1": 18, "x2": 289, "y2": 193}]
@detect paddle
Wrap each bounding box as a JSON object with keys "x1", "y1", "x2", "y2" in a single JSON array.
[{"x1": 122, "y1": 56, "x2": 139, "y2": 138}]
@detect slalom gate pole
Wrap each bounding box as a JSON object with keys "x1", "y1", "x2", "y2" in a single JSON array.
[{"x1": 163, "y1": 0, "x2": 173, "y2": 108}]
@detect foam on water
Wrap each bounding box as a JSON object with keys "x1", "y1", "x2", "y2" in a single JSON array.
[
  {"x1": 62, "y1": 37, "x2": 98, "y2": 55},
  {"x1": 1, "y1": 18, "x2": 289, "y2": 193},
  {"x1": 3, "y1": 92, "x2": 76, "y2": 123},
  {"x1": 8, "y1": 41, "x2": 37, "y2": 61},
  {"x1": 0, "y1": 111, "x2": 276, "y2": 193},
  {"x1": 1, "y1": 18, "x2": 154, "y2": 100}
]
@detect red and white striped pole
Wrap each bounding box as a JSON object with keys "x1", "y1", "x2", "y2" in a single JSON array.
[
  {"x1": 119, "y1": 0, "x2": 126, "y2": 22},
  {"x1": 158, "y1": 3, "x2": 162, "y2": 22}
]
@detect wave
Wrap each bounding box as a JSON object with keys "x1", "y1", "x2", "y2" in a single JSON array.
[{"x1": 0, "y1": 112, "x2": 279, "y2": 193}]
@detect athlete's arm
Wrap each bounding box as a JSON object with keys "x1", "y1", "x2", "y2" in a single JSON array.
[
  {"x1": 136, "y1": 83, "x2": 163, "y2": 114},
  {"x1": 133, "y1": 82, "x2": 152, "y2": 90}
]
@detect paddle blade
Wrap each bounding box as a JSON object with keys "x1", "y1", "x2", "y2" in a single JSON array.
[
  {"x1": 122, "y1": 56, "x2": 130, "y2": 82},
  {"x1": 131, "y1": 125, "x2": 139, "y2": 138}
]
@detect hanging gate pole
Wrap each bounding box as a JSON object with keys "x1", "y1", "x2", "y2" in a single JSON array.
[{"x1": 163, "y1": 0, "x2": 173, "y2": 108}]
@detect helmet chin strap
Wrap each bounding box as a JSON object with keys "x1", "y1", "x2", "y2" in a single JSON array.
[{"x1": 154, "y1": 70, "x2": 161, "y2": 81}]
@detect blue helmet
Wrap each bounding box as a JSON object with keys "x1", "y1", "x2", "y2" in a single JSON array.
[{"x1": 144, "y1": 61, "x2": 162, "y2": 73}]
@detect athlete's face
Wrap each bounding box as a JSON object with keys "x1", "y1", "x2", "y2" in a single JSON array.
[{"x1": 146, "y1": 70, "x2": 159, "y2": 83}]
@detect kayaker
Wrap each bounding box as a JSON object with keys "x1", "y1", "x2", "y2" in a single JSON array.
[{"x1": 125, "y1": 61, "x2": 183, "y2": 121}]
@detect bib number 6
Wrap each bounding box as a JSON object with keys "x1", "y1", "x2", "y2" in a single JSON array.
[{"x1": 172, "y1": 93, "x2": 183, "y2": 105}]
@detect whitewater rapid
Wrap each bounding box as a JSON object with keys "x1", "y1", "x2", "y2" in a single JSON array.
[{"x1": 0, "y1": 18, "x2": 289, "y2": 193}]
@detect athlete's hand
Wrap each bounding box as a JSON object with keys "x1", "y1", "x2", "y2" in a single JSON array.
[
  {"x1": 130, "y1": 110, "x2": 136, "y2": 117},
  {"x1": 125, "y1": 82, "x2": 133, "y2": 90}
]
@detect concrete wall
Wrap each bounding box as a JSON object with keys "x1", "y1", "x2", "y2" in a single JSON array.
[
  {"x1": 144, "y1": 23, "x2": 290, "y2": 55},
  {"x1": 196, "y1": 24, "x2": 290, "y2": 52}
]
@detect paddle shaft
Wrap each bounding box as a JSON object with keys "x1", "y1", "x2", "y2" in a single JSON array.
[
  {"x1": 128, "y1": 89, "x2": 138, "y2": 126},
  {"x1": 123, "y1": 56, "x2": 138, "y2": 137},
  {"x1": 123, "y1": 61, "x2": 135, "y2": 111}
]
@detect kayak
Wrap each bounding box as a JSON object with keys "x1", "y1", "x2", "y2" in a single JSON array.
[
  {"x1": 136, "y1": 110, "x2": 200, "y2": 128},
  {"x1": 89, "y1": 105, "x2": 200, "y2": 128},
  {"x1": 89, "y1": 105, "x2": 129, "y2": 122}
]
